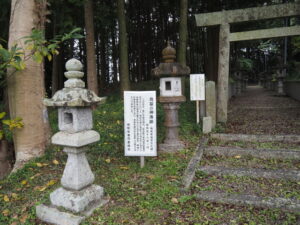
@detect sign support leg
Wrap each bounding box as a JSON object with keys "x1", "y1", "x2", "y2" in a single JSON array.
[
  {"x1": 140, "y1": 156, "x2": 145, "y2": 168},
  {"x1": 196, "y1": 101, "x2": 200, "y2": 124}
]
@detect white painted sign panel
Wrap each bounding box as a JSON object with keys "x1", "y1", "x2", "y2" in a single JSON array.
[
  {"x1": 124, "y1": 91, "x2": 157, "y2": 156},
  {"x1": 190, "y1": 74, "x2": 205, "y2": 101}
]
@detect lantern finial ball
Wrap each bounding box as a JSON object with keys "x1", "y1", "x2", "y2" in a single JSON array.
[
  {"x1": 65, "y1": 58, "x2": 83, "y2": 72},
  {"x1": 162, "y1": 42, "x2": 176, "y2": 63}
]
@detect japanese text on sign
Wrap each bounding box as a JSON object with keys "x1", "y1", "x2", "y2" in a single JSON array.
[
  {"x1": 124, "y1": 91, "x2": 157, "y2": 156},
  {"x1": 190, "y1": 74, "x2": 205, "y2": 101}
]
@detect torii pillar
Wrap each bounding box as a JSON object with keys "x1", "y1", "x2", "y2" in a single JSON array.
[{"x1": 217, "y1": 23, "x2": 230, "y2": 123}]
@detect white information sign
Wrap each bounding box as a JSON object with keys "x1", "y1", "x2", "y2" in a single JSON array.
[
  {"x1": 190, "y1": 74, "x2": 205, "y2": 101},
  {"x1": 124, "y1": 91, "x2": 157, "y2": 157}
]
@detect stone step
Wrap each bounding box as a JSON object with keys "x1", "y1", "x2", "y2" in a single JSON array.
[
  {"x1": 198, "y1": 166, "x2": 300, "y2": 182},
  {"x1": 211, "y1": 133, "x2": 300, "y2": 143},
  {"x1": 195, "y1": 191, "x2": 300, "y2": 213},
  {"x1": 204, "y1": 146, "x2": 300, "y2": 160},
  {"x1": 181, "y1": 137, "x2": 208, "y2": 191}
]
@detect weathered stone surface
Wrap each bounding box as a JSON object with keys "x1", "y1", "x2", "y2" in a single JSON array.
[
  {"x1": 44, "y1": 88, "x2": 103, "y2": 107},
  {"x1": 211, "y1": 133, "x2": 300, "y2": 143},
  {"x1": 58, "y1": 108, "x2": 93, "y2": 133},
  {"x1": 230, "y1": 26, "x2": 300, "y2": 42},
  {"x1": 195, "y1": 3, "x2": 300, "y2": 27},
  {"x1": 36, "y1": 204, "x2": 84, "y2": 225},
  {"x1": 65, "y1": 58, "x2": 84, "y2": 72},
  {"x1": 52, "y1": 130, "x2": 100, "y2": 147},
  {"x1": 202, "y1": 116, "x2": 212, "y2": 134},
  {"x1": 195, "y1": 191, "x2": 300, "y2": 213},
  {"x1": 216, "y1": 23, "x2": 230, "y2": 123},
  {"x1": 198, "y1": 166, "x2": 300, "y2": 181},
  {"x1": 181, "y1": 137, "x2": 208, "y2": 191},
  {"x1": 159, "y1": 102, "x2": 185, "y2": 152},
  {"x1": 50, "y1": 185, "x2": 104, "y2": 213},
  {"x1": 205, "y1": 81, "x2": 216, "y2": 128},
  {"x1": 38, "y1": 58, "x2": 107, "y2": 225},
  {"x1": 204, "y1": 146, "x2": 300, "y2": 160},
  {"x1": 64, "y1": 78, "x2": 85, "y2": 88},
  {"x1": 159, "y1": 141, "x2": 185, "y2": 153},
  {"x1": 61, "y1": 147, "x2": 95, "y2": 191}
]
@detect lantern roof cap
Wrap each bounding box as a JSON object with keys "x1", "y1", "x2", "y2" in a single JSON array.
[{"x1": 44, "y1": 58, "x2": 102, "y2": 107}]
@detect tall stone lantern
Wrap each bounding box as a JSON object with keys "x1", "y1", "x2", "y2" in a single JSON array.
[
  {"x1": 152, "y1": 43, "x2": 190, "y2": 152},
  {"x1": 36, "y1": 59, "x2": 108, "y2": 225}
]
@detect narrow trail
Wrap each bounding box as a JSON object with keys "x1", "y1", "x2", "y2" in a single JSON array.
[{"x1": 226, "y1": 85, "x2": 300, "y2": 135}]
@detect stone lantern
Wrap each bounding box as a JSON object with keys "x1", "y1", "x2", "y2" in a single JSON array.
[
  {"x1": 152, "y1": 43, "x2": 190, "y2": 152},
  {"x1": 36, "y1": 59, "x2": 108, "y2": 225}
]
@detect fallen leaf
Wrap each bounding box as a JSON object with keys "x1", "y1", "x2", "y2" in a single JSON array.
[
  {"x1": 120, "y1": 166, "x2": 129, "y2": 170},
  {"x1": 2, "y1": 209, "x2": 9, "y2": 216},
  {"x1": 20, "y1": 213, "x2": 28, "y2": 223},
  {"x1": 11, "y1": 193, "x2": 18, "y2": 199},
  {"x1": 42, "y1": 163, "x2": 48, "y2": 166},
  {"x1": 3, "y1": 195, "x2": 9, "y2": 202},
  {"x1": 105, "y1": 158, "x2": 111, "y2": 163},
  {"x1": 21, "y1": 180, "x2": 27, "y2": 185},
  {"x1": 36, "y1": 163, "x2": 43, "y2": 167},
  {"x1": 30, "y1": 173, "x2": 41, "y2": 180},
  {"x1": 146, "y1": 175, "x2": 155, "y2": 180},
  {"x1": 52, "y1": 159, "x2": 59, "y2": 165},
  {"x1": 171, "y1": 197, "x2": 178, "y2": 204},
  {"x1": 234, "y1": 155, "x2": 241, "y2": 159},
  {"x1": 46, "y1": 180, "x2": 56, "y2": 186},
  {"x1": 39, "y1": 186, "x2": 47, "y2": 192}
]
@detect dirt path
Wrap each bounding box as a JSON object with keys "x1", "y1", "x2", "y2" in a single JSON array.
[{"x1": 226, "y1": 86, "x2": 300, "y2": 135}]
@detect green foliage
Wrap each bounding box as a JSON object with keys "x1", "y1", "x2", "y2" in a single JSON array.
[
  {"x1": 236, "y1": 57, "x2": 253, "y2": 72},
  {"x1": 0, "y1": 28, "x2": 83, "y2": 86},
  {"x1": 258, "y1": 40, "x2": 279, "y2": 54},
  {"x1": 0, "y1": 112, "x2": 24, "y2": 141},
  {"x1": 291, "y1": 36, "x2": 300, "y2": 54}
]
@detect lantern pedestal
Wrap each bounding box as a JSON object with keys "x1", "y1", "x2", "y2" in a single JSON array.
[{"x1": 158, "y1": 96, "x2": 186, "y2": 152}]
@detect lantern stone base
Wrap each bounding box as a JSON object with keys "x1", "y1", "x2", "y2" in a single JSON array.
[
  {"x1": 50, "y1": 185, "x2": 104, "y2": 213},
  {"x1": 36, "y1": 185, "x2": 109, "y2": 225},
  {"x1": 159, "y1": 141, "x2": 185, "y2": 153}
]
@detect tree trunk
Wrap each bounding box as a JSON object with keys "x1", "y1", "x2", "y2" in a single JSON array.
[
  {"x1": 178, "y1": 0, "x2": 188, "y2": 66},
  {"x1": 84, "y1": 0, "x2": 98, "y2": 95},
  {"x1": 117, "y1": 0, "x2": 130, "y2": 93},
  {"x1": 7, "y1": 0, "x2": 50, "y2": 171}
]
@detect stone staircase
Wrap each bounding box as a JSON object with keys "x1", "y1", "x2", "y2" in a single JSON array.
[{"x1": 188, "y1": 134, "x2": 300, "y2": 213}]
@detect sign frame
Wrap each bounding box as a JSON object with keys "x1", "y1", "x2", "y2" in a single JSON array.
[
  {"x1": 124, "y1": 91, "x2": 157, "y2": 157},
  {"x1": 190, "y1": 74, "x2": 205, "y2": 101}
]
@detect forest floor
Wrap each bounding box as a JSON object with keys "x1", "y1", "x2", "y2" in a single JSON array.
[
  {"x1": 0, "y1": 83, "x2": 299, "y2": 224},
  {"x1": 226, "y1": 85, "x2": 300, "y2": 135}
]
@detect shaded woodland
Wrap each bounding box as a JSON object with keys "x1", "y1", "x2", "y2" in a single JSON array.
[{"x1": 0, "y1": 0, "x2": 298, "y2": 98}]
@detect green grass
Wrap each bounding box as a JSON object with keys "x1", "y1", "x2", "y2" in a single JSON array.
[{"x1": 208, "y1": 138, "x2": 300, "y2": 150}]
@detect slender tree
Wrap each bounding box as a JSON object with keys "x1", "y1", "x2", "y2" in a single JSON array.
[
  {"x1": 84, "y1": 0, "x2": 99, "y2": 95},
  {"x1": 178, "y1": 0, "x2": 188, "y2": 66},
  {"x1": 7, "y1": 0, "x2": 50, "y2": 170},
  {"x1": 117, "y1": 0, "x2": 130, "y2": 93}
]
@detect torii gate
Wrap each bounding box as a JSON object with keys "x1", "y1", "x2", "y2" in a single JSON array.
[{"x1": 195, "y1": 2, "x2": 300, "y2": 123}]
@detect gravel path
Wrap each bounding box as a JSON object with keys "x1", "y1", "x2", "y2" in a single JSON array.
[{"x1": 226, "y1": 86, "x2": 300, "y2": 135}]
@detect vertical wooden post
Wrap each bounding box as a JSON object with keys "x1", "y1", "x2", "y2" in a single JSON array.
[
  {"x1": 140, "y1": 156, "x2": 145, "y2": 168},
  {"x1": 217, "y1": 23, "x2": 230, "y2": 123},
  {"x1": 196, "y1": 101, "x2": 200, "y2": 124}
]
